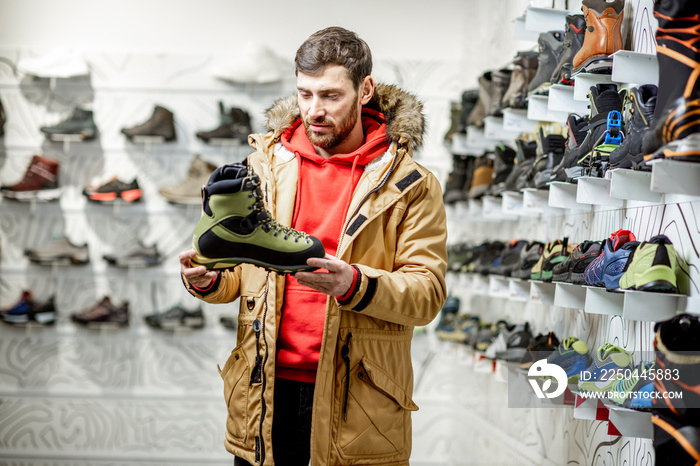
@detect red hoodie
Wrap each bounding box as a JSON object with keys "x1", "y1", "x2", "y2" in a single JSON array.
[{"x1": 275, "y1": 108, "x2": 390, "y2": 382}]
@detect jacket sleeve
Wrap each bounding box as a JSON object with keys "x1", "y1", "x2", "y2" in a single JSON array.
[
  {"x1": 336, "y1": 172, "x2": 448, "y2": 326},
  {"x1": 182, "y1": 266, "x2": 242, "y2": 303}
]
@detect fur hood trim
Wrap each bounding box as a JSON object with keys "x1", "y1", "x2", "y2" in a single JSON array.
[{"x1": 264, "y1": 83, "x2": 424, "y2": 150}]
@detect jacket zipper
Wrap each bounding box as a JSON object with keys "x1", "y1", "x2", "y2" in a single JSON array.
[
  {"x1": 250, "y1": 319, "x2": 262, "y2": 385},
  {"x1": 341, "y1": 332, "x2": 353, "y2": 422},
  {"x1": 256, "y1": 275, "x2": 271, "y2": 464}
]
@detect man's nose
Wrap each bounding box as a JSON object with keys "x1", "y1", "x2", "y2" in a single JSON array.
[{"x1": 308, "y1": 97, "x2": 325, "y2": 119}]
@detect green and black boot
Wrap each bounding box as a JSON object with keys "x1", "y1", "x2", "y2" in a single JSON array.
[{"x1": 191, "y1": 162, "x2": 325, "y2": 273}]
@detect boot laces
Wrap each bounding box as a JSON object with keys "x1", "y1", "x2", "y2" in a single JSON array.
[{"x1": 245, "y1": 177, "x2": 312, "y2": 244}]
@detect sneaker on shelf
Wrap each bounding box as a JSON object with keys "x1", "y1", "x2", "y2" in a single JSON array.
[
  {"x1": 473, "y1": 241, "x2": 505, "y2": 276},
  {"x1": 578, "y1": 343, "x2": 634, "y2": 396},
  {"x1": 437, "y1": 314, "x2": 480, "y2": 343},
  {"x1": 545, "y1": 336, "x2": 591, "y2": 383},
  {"x1": 552, "y1": 240, "x2": 603, "y2": 284},
  {"x1": 159, "y1": 155, "x2": 218, "y2": 205},
  {"x1": 474, "y1": 320, "x2": 509, "y2": 352},
  {"x1": 511, "y1": 241, "x2": 545, "y2": 280},
  {"x1": 619, "y1": 234, "x2": 689, "y2": 294},
  {"x1": 103, "y1": 241, "x2": 162, "y2": 268},
  {"x1": 495, "y1": 322, "x2": 534, "y2": 361},
  {"x1": 121, "y1": 105, "x2": 176, "y2": 142},
  {"x1": 83, "y1": 177, "x2": 142, "y2": 203},
  {"x1": 532, "y1": 237, "x2": 573, "y2": 282},
  {"x1": 584, "y1": 228, "x2": 638, "y2": 288},
  {"x1": 519, "y1": 332, "x2": 560, "y2": 370},
  {"x1": 191, "y1": 162, "x2": 325, "y2": 273},
  {"x1": 144, "y1": 305, "x2": 205, "y2": 330},
  {"x1": 1, "y1": 291, "x2": 56, "y2": 326},
  {"x1": 491, "y1": 239, "x2": 529, "y2": 276},
  {"x1": 24, "y1": 236, "x2": 89, "y2": 266},
  {"x1": 0, "y1": 155, "x2": 60, "y2": 202},
  {"x1": 609, "y1": 360, "x2": 655, "y2": 411},
  {"x1": 71, "y1": 297, "x2": 129, "y2": 327},
  {"x1": 485, "y1": 322, "x2": 526, "y2": 360},
  {"x1": 40, "y1": 107, "x2": 98, "y2": 140}
]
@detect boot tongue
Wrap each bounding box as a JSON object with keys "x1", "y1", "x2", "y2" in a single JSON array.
[{"x1": 649, "y1": 234, "x2": 672, "y2": 245}]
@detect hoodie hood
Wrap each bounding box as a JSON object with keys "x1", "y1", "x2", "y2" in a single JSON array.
[{"x1": 264, "y1": 82, "x2": 425, "y2": 151}]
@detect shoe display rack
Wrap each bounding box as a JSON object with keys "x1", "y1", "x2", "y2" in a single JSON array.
[{"x1": 440, "y1": 0, "x2": 700, "y2": 464}]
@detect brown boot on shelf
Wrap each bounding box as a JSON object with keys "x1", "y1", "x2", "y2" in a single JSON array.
[
  {"x1": 467, "y1": 71, "x2": 492, "y2": 128},
  {"x1": 467, "y1": 154, "x2": 493, "y2": 199},
  {"x1": 503, "y1": 51, "x2": 539, "y2": 109},
  {"x1": 572, "y1": 0, "x2": 625, "y2": 75}
]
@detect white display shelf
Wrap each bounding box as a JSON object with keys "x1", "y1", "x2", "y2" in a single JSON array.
[
  {"x1": 525, "y1": 7, "x2": 570, "y2": 33},
  {"x1": 451, "y1": 132, "x2": 484, "y2": 156},
  {"x1": 489, "y1": 275, "x2": 511, "y2": 299},
  {"x1": 484, "y1": 116, "x2": 521, "y2": 142},
  {"x1": 502, "y1": 191, "x2": 540, "y2": 217},
  {"x1": 611, "y1": 50, "x2": 658, "y2": 87},
  {"x1": 503, "y1": 108, "x2": 537, "y2": 133},
  {"x1": 584, "y1": 287, "x2": 624, "y2": 316},
  {"x1": 466, "y1": 126, "x2": 496, "y2": 152},
  {"x1": 548, "y1": 84, "x2": 589, "y2": 116},
  {"x1": 573, "y1": 73, "x2": 615, "y2": 102},
  {"x1": 472, "y1": 274, "x2": 490, "y2": 296},
  {"x1": 608, "y1": 169, "x2": 663, "y2": 203},
  {"x1": 649, "y1": 159, "x2": 700, "y2": 196},
  {"x1": 576, "y1": 176, "x2": 625, "y2": 207},
  {"x1": 483, "y1": 195, "x2": 518, "y2": 220},
  {"x1": 530, "y1": 280, "x2": 556, "y2": 305},
  {"x1": 523, "y1": 187, "x2": 563, "y2": 215},
  {"x1": 574, "y1": 397, "x2": 608, "y2": 421},
  {"x1": 554, "y1": 282, "x2": 587, "y2": 309},
  {"x1": 622, "y1": 290, "x2": 687, "y2": 321},
  {"x1": 468, "y1": 199, "x2": 483, "y2": 218},
  {"x1": 548, "y1": 181, "x2": 593, "y2": 211},
  {"x1": 607, "y1": 406, "x2": 653, "y2": 439},
  {"x1": 527, "y1": 95, "x2": 569, "y2": 123},
  {"x1": 509, "y1": 278, "x2": 531, "y2": 302},
  {"x1": 513, "y1": 14, "x2": 540, "y2": 42}
]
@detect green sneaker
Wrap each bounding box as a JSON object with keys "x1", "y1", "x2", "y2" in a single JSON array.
[
  {"x1": 619, "y1": 234, "x2": 687, "y2": 294},
  {"x1": 191, "y1": 163, "x2": 325, "y2": 273},
  {"x1": 608, "y1": 360, "x2": 655, "y2": 410},
  {"x1": 531, "y1": 238, "x2": 571, "y2": 281},
  {"x1": 577, "y1": 343, "x2": 634, "y2": 395}
]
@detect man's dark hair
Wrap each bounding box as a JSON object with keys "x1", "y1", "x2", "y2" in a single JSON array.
[{"x1": 295, "y1": 27, "x2": 373, "y2": 90}]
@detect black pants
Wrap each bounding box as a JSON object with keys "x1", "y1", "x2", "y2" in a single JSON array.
[{"x1": 235, "y1": 378, "x2": 315, "y2": 466}]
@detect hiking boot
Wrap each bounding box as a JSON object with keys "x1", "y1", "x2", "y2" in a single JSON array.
[
  {"x1": 0, "y1": 155, "x2": 60, "y2": 201},
  {"x1": 652, "y1": 313, "x2": 700, "y2": 424},
  {"x1": 532, "y1": 122, "x2": 567, "y2": 189},
  {"x1": 40, "y1": 107, "x2": 98, "y2": 140},
  {"x1": 191, "y1": 163, "x2": 325, "y2": 273},
  {"x1": 196, "y1": 102, "x2": 251, "y2": 143},
  {"x1": 121, "y1": 105, "x2": 176, "y2": 141},
  {"x1": 642, "y1": 0, "x2": 700, "y2": 165},
  {"x1": 24, "y1": 236, "x2": 89, "y2": 265},
  {"x1": 609, "y1": 85, "x2": 658, "y2": 169},
  {"x1": 551, "y1": 14, "x2": 587, "y2": 85},
  {"x1": 511, "y1": 241, "x2": 545, "y2": 279},
  {"x1": 566, "y1": 84, "x2": 624, "y2": 180},
  {"x1": 495, "y1": 322, "x2": 534, "y2": 361},
  {"x1": 504, "y1": 133, "x2": 537, "y2": 192},
  {"x1": 572, "y1": 0, "x2": 625, "y2": 74},
  {"x1": 467, "y1": 154, "x2": 493, "y2": 199},
  {"x1": 584, "y1": 228, "x2": 637, "y2": 288},
  {"x1": 619, "y1": 234, "x2": 689, "y2": 294},
  {"x1": 83, "y1": 178, "x2": 142, "y2": 203},
  {"x1": 520, "y1": 332, "x2": 560, "y2": 370},
  {"x1": 487, "y1": 68, "x2": 513, "y2": 117},
  {"x1": 550, "y1": 114, "x2": 589, "y2": 182},
  {"x1": 160, "y1": 155, "x2": 218, "y2": 205},
  {"x1": 467, "y1": 71, "x2": 492, "y2": 128},
  {"x1": 457, "y1": 89, "x2": 479, "y2": 134},
  {"x1": 443, "y1": 154, "x2": 472, "y2": 204},
  {"x1": 145, "y1": 305, "x2": 205, "y2": 330},
  {"x1": 552, "y1": 240, "x2": 603, "y2": 284},
  {"x1": 71, "y1": 296, "x2": 129, "y2": 327},
  {"x1": 503, "y1": 51, "x2": 540, "y2": 109},
  {"x1": 486, "y1": 145, "x2": 516, "y2": 196},
  {"x1": 103, "y1": 241, "x2": 162, "y2": 268},
  {"x1": 528, "y1": 31, "x2": 565, "y2": 96}
]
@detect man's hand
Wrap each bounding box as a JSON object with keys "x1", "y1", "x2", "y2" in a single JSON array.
[
  {"x1": 179, "y1": 249, "x2": 219, "y2": 289},
  {"x1": 295, "y1": 253, "x2": 354, "y2": 297}
]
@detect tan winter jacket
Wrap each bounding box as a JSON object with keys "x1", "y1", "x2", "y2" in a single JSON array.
[{"x1": 184, "y1": 83, "x2": 448, "y2": 465}]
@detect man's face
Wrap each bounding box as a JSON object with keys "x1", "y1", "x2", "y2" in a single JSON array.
[{"x1": 297, "y1": 64, "x2": 361, "y2": 150}]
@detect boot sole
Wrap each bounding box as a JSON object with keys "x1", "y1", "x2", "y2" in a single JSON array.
[{"x1": 191, "y1": 253, "x2": 317, "y2": 274}]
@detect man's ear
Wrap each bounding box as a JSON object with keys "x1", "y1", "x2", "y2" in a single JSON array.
[{"x1": 359, "y1": 76, "x2": 374, "y2": 105}]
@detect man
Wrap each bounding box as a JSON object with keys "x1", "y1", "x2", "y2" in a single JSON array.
[{"x1": 179, "y1": 27, "x2": 447, "y2": 466}]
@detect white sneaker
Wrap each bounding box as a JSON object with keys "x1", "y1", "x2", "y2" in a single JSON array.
[{"x1": 18, "y1": 49, "x2": 89, "y2": 78}]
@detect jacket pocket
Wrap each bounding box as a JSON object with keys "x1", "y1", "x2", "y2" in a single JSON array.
[
  {"x1": 337, "y1": 355, "x2": 418, "y2": 460},
  {"x1": 218, "y1": 346, "x2": 250, "y2": 443}
]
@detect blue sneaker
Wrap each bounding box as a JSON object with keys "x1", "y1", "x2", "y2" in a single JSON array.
[
  {"x1": 609, "y1": 360, "x2": 655, "y2": 410},
  {"x1": 545, "y1": 336, "x2": 591, "y2": 383},
  {"x1": 578, "y1": 343, "x2": 634, "y2": 395},
  {"x1": 584, "y1": 229, "x2": 638, "y2": 288}
]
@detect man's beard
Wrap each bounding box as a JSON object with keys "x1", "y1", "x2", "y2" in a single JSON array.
[{"x1": 304, "y1": 98, "x2": 359, "y2": 149}]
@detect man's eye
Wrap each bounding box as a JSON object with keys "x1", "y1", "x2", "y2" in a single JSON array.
[
  {"x1": 327, "y1": 94, "x2": 339, "y2": 100},
  {"x1": 299, "y1": 93, "x2": 311, "y2": 99}
]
